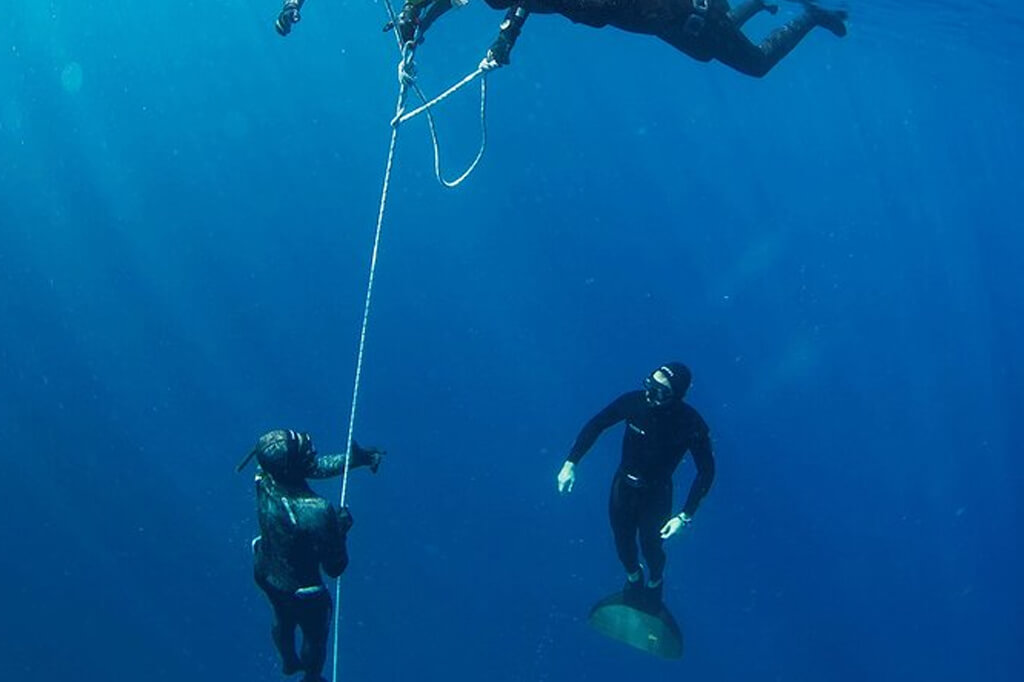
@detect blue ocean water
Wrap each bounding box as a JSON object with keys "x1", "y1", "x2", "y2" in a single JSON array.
[{"x1": 2, "y1": 1, "x2": 1021, "y2": 680}]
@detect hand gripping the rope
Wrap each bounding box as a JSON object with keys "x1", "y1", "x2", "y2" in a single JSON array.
[
  {"x1": 396, "y1": 3, "x2": 421, "y2": 45},
  {"x1": 479, "y1": 5, "x2": 529, "y2": 71},
  {"x1": 398, "y1": 44, "x2": 417, "y2": 86},
  {"x1": 275, "y1": 0, "x2": 303, "y2": 36},
  {"x1": 480, "y1": 34, "x2": 512, "y2": 71}
]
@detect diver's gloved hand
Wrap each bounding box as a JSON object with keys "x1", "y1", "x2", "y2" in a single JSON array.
[
  {"x1": 659, "y1": 512, "x2": 692, "y2": 539},
  {"x1": 556, "y1": 461, "x2": 576, "y2": 494},
  {"x1": 351, "y1": 440, "x2": 385, "y2": 474},
  {"x1": 275, "y1": 0, "x2": 302, "y2": 37},
  {"x1": 396, "y1": 3, "x2": 420, "y2": 45},
  {"x1": 336, "y1": 506, "x2": 354, "y2": 534},
  {"x1": 480, "y1": 34, "x2": 512, "y2": 71}
]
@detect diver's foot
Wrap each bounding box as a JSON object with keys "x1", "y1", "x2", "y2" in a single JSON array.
[
  {"x1": 807, "y1": 4, "x2": 848, "y2": 37},
  {"x1": 642, "y1": 579, "x2": 664, "y2": 613},
  {"x1": 623, "y1": 570, "x2": 645, "y2": 607}
]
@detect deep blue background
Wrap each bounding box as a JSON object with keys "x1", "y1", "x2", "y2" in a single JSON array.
[{"x1": 2, "y1": 1, "x2": 1021, "y2": 680}]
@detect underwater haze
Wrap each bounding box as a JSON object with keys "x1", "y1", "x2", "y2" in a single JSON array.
[{"x1": 1, "y1": 1, "x2": 1022, "y2": 681}]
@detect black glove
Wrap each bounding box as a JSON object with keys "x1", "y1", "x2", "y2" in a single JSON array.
[
  {"x1": 396, "y1": 4, "x2": 420, "y2": 45},
  {"x1": 336, "y1": 506, "x2": 354, "y2": 534},
  {"x1": 352, "y1": 440, "x2": 386, "y2": 474},
  {"x1": 275, "y1": 1, "x2": 302, "y2": 37},
  {"x1": 486, "y1": 34, "x2": 513, "y2": 67}
]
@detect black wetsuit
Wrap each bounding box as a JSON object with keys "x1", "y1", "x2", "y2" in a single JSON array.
[
  {"x1": 568, "y1": 391, "x2": 714, "y2": 581},
  {"x1": 252, "y1": 453, "x2": 354, "y2": 682},
  {"x1": 476, "y1": 0, "x2": 836, "y2": 78}
]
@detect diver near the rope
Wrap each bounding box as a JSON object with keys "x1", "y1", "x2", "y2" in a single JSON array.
[
  {"x1": 392, "y1": 0, "x2": 846, "y2": 78},
  {"x1": 239, "y1": 429, "x2": 384, "y2": 682},
  {"x1": 275, "y1": 0, "x2": 303, "y2": 36},
  {"x1": 558, "y1": 363, "x2": 714, "y2": 612}
]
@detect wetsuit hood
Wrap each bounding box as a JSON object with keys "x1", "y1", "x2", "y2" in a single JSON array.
[
  {"x1": 254, "y1": 429, "x2": 316, "y2": 483},
  {"x1": 645, "y1": 362, "x2": 691, "y2": 407},
  {"x1": 659, "y1": 362, "x2": 692, "y2": 399}
]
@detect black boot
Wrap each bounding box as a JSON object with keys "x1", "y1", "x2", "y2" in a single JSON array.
[
  {"x1": 643, "y1": 579, "x2": 664, "y2": 613},
  {"x1": 623, "y1": 569, "x2": 644, "y2": 607}
]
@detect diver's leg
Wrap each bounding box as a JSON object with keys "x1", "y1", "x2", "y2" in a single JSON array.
[
  {"x1": 713, "y1": 5, "x2": 847, "y2": 78},
  {"x1": 297, "y1": 590, "x2": 332, "y2": 682},
  {"x1": 256, "y1": 573, "x2": 302, "y2": 674},
  {"x1": 638, "y1": 481, "x2": 672, "y2": 585},
  {"x1": 712, "y1": 13, "x2": 811, "y2": 78},
  {"x1": 268, "y1": 593, "x2": 302, "y2": 674},
  {"x1": 608, "y1": 474, "x2": 642, "y2": 578},
  {"x1": 727, "y1": 0, "x2": 778, "y2": 28},
  {"x1": 636, "y1": 481, "x2": 672, "y2": 610}
]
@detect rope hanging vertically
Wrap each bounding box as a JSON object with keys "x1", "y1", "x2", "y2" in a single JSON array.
[
  {"x1": 330, "y1": 78, "x2": 409, "y2": 682},
  {"x1": 330, "y1": 7, "x2": 496, "y2": 679}
]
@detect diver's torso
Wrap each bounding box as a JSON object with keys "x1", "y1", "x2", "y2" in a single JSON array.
[
  {"x1": 619, "y1": 395, "x2": 703, "y2": 482},
  {"x1": 255, "y1": 474, "x2": 331, "y2": 593}
]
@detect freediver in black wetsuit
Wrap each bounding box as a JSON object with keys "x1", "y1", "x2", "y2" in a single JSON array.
[
  {"x1": 242, "y1": 429, "x2": 383, "y2": 682},
  {"x1": 557, "y1": 363, "x2": 714, "y2": 609},
  {"x1": 384, "y1": 0, "x2": 845, "y2": 78}
]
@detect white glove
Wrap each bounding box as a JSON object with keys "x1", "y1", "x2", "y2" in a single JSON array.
[
  {"x1": 659, "y1": 512, "x2": 692, "y2": 539},
  {"x1": 557, "y1": 461, "x2": 576, "y2": 494}
]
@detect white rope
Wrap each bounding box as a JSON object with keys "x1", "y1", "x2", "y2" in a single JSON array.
[
  {"x1": 408, "y1": 73, "x2": 488, "y2": 188},
  {"x1": 383, "y1": 1, "x2": 489, "y2": 188},
  {"x1": 330, "y1": 82, "x2": 408, "y2": 682},
  {"x1": 329, "y1": 8, "x2": 492, "y2": 678},
  {"x1": 399, "y1": 68, "x2": 483, "y2": 124}
]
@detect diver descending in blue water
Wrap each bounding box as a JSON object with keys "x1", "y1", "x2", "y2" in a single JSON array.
[
  {"x1": 557, "y1": 363, "x2": 714, "y2": 657},
  {"x1": 239, "y1": 430, "x2": 384, "y2": 682},
  {"x1": 388, "y1": 0, "x2": 846, "y2": 78}
]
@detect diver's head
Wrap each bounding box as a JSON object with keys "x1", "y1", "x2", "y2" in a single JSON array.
[
  {"x1": 643, "y1": 362, "x2": 691, "y2": 407},
  {"x1": 254, "y1": 429, "x2": 317, "y2": 482}
]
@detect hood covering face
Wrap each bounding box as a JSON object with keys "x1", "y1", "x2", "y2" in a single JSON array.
[{"x1": 254, "y1": 429, "x2": 316, "y2": 482}]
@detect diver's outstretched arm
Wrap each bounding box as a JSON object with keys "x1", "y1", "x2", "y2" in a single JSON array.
[
  {"x1": 420, "y1": 0, "x2": 459, "y2": 36},
  {"x1": 307, "y1": 442, "x2": 385, "y2": 478},
  {"x1": 483, "y1": 4, "x2": 530, "y2": 69}
]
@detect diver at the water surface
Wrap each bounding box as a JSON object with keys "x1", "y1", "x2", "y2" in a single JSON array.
[{"x1": 389, "y1": 0, "x2": 846, "y2": 78}]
